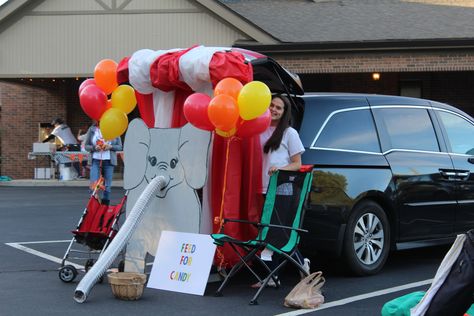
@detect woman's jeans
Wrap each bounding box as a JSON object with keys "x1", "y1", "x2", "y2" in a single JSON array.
[{"x1": 90, "y1": 159, "x2": 114, "y2": 201}]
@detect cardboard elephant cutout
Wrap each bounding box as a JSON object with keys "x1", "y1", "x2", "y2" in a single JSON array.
[{"x1": 123, "y1": 118, "x2": 211, "y2": 272}]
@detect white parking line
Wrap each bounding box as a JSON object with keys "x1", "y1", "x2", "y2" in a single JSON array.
[
  {"x1": 275, "y1": 279, "x2": 432, "y2": 316},
  {"x1": 8, "y1": 239, "x2": 71, "y2": 244},
  {"x1": 5, "y1": 240, "x2": 83, "y2": 269}
]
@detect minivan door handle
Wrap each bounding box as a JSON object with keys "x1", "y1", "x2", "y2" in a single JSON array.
[
  {"x1": 456, "y1": 170, "x2": 470, "y2": 179},
  {"x1": 468, "y1": 157, "x2": 474, "y2": 164},
  {"x1": 439, "y1": 169, "x2": 456, "y2": 178}
]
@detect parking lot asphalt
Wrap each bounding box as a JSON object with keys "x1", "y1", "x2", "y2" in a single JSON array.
[{"x1": 0, "y1": 185, "x2": 450, "y2": 315}]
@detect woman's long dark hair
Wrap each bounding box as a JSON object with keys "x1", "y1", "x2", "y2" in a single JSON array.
[{"x1": 263, "y1": 94, "x2": 292, "y2": 153}]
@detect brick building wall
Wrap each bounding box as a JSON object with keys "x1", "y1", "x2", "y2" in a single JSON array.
[
  {"x1": 0, "y1": 80, "x2": 89, "y2": 179},
  {"x1": 298, "y1": 71, "x2": 474, "y2": 117},
  {"x1": 273, "y1": 49, "x2": 474, "y2": 74},
  {"x1": 271, "y1": 49, "x2": 474, "y2": 116}
]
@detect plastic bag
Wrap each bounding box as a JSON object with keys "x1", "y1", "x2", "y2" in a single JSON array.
[{"x1": 284, "y1": 271, "x2": 325, "y2": 309}]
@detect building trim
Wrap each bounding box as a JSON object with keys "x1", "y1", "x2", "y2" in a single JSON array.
[
  {"x1": 0, "y1": 0, "x2": 31, "y2": 22},
  {"x1": 237, "y1": 38, "x2": 474, "y2": 54},
  {"x1": 26, "y1": 8, "x2": 202, "y2": 16}
]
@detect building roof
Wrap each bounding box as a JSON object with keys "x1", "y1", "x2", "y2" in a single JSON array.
[{"x1": 218, "y1": 0, "x2": 474, "y2": 44}]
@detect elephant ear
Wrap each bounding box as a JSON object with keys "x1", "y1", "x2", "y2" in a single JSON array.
[
  {"x1": 178, "y1": 123, "x2": 211, "y2": 189},
  {"x1": 123, "y1": 118, "x2": 150, "y2": 190}
]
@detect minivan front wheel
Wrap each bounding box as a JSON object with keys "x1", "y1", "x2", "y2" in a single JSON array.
[{"x1": 343, "y1": 200, "x2": 390, "y2": 276}]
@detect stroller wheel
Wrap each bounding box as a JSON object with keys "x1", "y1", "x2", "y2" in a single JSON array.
[{"x1": 59, "y1": 265, "x2": 77, "y2": 283}]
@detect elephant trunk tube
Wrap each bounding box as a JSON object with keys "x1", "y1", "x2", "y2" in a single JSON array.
[{"x1": 74, "y1": 176, "x2": 166, "y2": 303}]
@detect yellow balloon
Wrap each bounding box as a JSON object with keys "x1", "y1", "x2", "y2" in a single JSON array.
[
  {"x1": 111, "y1": 85, "x2": 137, "y2": 114},
  {"x1": 99, "y1": 108, "x2": 128, "y2": 140},
  {"x1": 237, "y1": 81, "x2": 271, "y2": 120}
]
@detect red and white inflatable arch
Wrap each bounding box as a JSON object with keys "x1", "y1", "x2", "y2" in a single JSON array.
[{"x1": 117, "y1": 46, "x2": 266, "y2": 266}]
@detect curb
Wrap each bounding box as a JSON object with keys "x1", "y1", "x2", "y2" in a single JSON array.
[{"x1": 0, "y1": 179, "x2": 124, "y2": 187}]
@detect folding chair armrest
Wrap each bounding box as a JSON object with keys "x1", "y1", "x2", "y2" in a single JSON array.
[
  {"x1": 223, "y1": 218, "x2": 260, "y2": 227},
  {"x1": 259, "y1": 222, "x2": 308, "y2": 234},
  {"x1": 223, "y1": 219, "x2": 308, "y2": 233}
]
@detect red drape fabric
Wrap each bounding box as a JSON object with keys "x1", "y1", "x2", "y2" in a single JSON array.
[
  {"x1": 211, "y1": 135, "x2": 263, "y2": 267},
  {"x1": 135, "y1": 92, "x2": 155, "y2": 128},
  {"x1": 209, "y1": 51, "x2": 253, "y2": 87}
]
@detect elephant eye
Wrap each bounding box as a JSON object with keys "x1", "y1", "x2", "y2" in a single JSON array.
[
  {"x1": 170, "y1": 158, "x2": 178, "y2": 169},
  {"x1": 148, "y1": 156, "x2": 157, "y2": 166}
]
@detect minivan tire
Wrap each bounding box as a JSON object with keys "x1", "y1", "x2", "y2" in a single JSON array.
[{"x1": 342, "y1": 200, "x2": 390, "y2": 276}]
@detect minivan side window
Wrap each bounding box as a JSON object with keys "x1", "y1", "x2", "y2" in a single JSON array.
[
  {"x1": 437, "y1": 110, "x2": 474, "y2": 155},
  {"x1": 315, "y1": 109, "x2": 380, "y2": 152},
  {"x1": 374, "y1": 108, "x2": 439, "y2": 152}
]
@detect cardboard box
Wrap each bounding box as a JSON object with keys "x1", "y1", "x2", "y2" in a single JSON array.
[
  {"x1": 34, "y1": 167, "x2": 53, "y2": 179},
  {"x1": 33, "y1": 142, "x2": 56, "y2": 153}
]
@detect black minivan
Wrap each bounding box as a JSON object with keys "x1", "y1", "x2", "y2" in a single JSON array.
[{"x1": 297, "y1": 93, "x2": 474, "y2": 275}]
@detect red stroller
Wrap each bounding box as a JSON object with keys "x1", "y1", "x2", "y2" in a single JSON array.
[{"x1": 58, "y1": 179, "x2": 127, "y2": 283}]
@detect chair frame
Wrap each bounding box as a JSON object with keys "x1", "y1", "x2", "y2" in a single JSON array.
[{"x1": 212, "y1": 170, "x2": 313, "y2": 305}]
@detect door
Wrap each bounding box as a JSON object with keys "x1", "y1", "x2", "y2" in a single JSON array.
[
  {"x1": 373, "y1": 107, "x2": 457, "y2": 241},
  {"x1": 435, "y1": 109, "x2": 474, "y2": 233}
]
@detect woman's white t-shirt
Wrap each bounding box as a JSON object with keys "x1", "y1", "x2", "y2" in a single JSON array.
[
  {"x1": 260, "y1": 126, "x2": 305, "y2": 193},
  {"x1": 92, "y1": 128, "x2": 111, "y2": 160}
]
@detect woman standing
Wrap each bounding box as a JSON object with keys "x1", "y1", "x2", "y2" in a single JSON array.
[
  {"x1": 85, "y1": 121, "x2": 122, "y2": 205},
  {"x1": 260, "y1": 94, "x2": 305, "y2": 192},
  {"x1": 253, "y1": 94, "x2": 309, "y2": 288}
]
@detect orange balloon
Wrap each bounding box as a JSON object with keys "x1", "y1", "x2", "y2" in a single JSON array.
[
  {"x1": 208, "y1": 94, "x2": 239, "y2": 132},
  {"x1": 94, "y1": 59, "x2": 118, "y2": 95},
  {"x1": 214, "y1": 78, "x2": 243, "y2": 101}
]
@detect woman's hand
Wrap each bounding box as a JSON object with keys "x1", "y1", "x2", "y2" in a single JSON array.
[
  {"x1": 269, "y1": 154, "x2": 302, "y2": 175},
  {"x1": 268, "y1": 166, "x2": 279, "y2": 175}
]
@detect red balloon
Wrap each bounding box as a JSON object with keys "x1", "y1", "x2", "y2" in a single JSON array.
[
  {"x1": 236, "y1": 109, "x2": 271, "y2": 138},
  {"x1": 208, "y1": 94, "x2": 239, "y2": 132},
  {"x1": 183, "y1": 93, "x2": 214, "y2": 131},
  {"x1": 79, "y1": 85, "x2": 108, "y2": 120},
  {"x1": 78, "y1": 79, "x2": 96, "y2": 96}
]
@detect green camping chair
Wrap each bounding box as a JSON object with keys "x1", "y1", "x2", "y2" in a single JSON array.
[{"x1": 211, "y1": 170, "x2": 313, "y2": 305}]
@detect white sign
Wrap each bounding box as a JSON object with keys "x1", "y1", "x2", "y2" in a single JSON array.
[{"x1": 147, "y1": 231, "x2": 217, "y2": 296}]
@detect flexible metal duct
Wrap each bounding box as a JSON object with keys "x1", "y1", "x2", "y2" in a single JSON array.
[{"x1": 74, "y1": 176, "x2": 166, "y2": 303}]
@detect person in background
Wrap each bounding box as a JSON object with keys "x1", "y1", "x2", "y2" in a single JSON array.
[
  {"x1": 252, "y1": 94, "x2": 310, "y2": 288},
  {"x1": 43, "y1": 118, "x2": 81, "y2": 177},
  {"x1": 77, "y1": 126, "x2": 88, "y2": 151},
  {"x1": 84, "y1": 121, "x2": 122, "y2": 205},
  {"x1": 77, "y1": 124, "x2": 90, "y2": 178}
]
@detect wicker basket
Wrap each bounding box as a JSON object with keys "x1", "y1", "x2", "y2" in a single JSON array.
[{"x1": 108, "y1": 272, "x2": 147, "y2": 301}]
